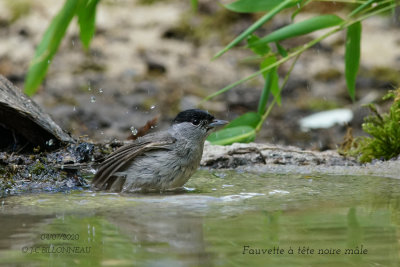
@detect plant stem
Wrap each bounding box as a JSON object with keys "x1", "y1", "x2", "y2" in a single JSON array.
[
  {"x1": 255, "y1": 53, "x2": 301, "y2": 133},
  {"x1": 203, "y1": 26, "x2": 341, "y2": 102},
  {"x1": 212, "y1": 0, "x2": 297, "y2": 60},
  {"x1": 203, "y1": 2, "x2": 397, "y2": 102}
]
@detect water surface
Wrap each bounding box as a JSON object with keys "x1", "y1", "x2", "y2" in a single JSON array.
[{"x1": 1, "y1": 170, "x2": 400, "y2": 266}]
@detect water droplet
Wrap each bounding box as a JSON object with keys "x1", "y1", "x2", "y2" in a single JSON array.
[
  {"x1": 130, "y1": 126, "x2": 138, "y2": 135},
  {"x1": 98, "y1": 88, "x2": 103, "y2": 93},
  {"x1": 90, "y1": 96, "x2": 96, "y2": 103},
  {"x1": 100, "y1": 131, "x2": 104, "y2": 135},
  {"x1": 73, "y1": 106, "x2": 76, "y2": 112},
  {"x1": 46, "y1": 139, "x2": 54, "y2": 146},
  {"x1": 150, "y1": 105, "x2": 156, "y2": 110},
  {"x1": 47, "y1": 59, "x2": 51, "y2": 64}
]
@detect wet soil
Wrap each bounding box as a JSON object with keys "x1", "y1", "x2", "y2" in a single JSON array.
[{"x1": 0, "y1": 0, "x2": 399, "y2": 149}]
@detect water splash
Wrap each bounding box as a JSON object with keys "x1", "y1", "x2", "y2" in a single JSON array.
[{"x1": 130, "y1": 126, "x2": 138, "y2": 136}]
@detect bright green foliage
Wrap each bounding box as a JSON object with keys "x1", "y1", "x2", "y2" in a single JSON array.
[
  {"x1": 207, "y1": 126, "x2": 255, "y2": 145},
  {"x1": 24, "y1": 0, "x2": 100, "y2": 96},
  {"x1": 77, "y1": 0, "x2": 100, "y2": 49},
  {"x1": 225, "y1": 0, "x2": 296, "y2": 13},
  {"x1": 206, "y1": 0, "x2": 398, "y2": 145},
  {"x1": 253, "y1": 14, "x2": 344, "y2": 45},
  {"x1": 226, "y1": 112, "x2": 261, "y2": 129},
  {"x1": 207, "y1": 113, "x2": 260, "y2": 145},
  {"x1": 353, "y1": 89, "x2": 400, "y2": 162},
  {"x1": 345, "y1": 22, "x2": 362, "y2": 102}
]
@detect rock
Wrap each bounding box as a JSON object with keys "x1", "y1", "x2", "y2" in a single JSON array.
[
  {"x1": 0, "y1": 75, "x2": 75, "y2": 151},
  {"x1": 201, "y1": 142, "x2": 357, "y2": 169}
]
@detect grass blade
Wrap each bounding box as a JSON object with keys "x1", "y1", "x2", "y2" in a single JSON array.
[
  {"x1": 24, "y1": 0, "x2": 79, "y2": 96},
  {"x1": 258, "y1": 56, "x2": 280, "y2": 113},
  {"x1": 348, "y1": 0, "x2": 375, "y2": 17},
  {"x1": 225, "y1": 0, "x2": 290, "y2": 13},
  {"x1": 345, "y1": 21, "x2": 362, "y2": 101},
  {"x1": 77, "y1": 0, "x2": 100, "y2": 49},
  {"x1": 254, "y1": 15, "x2": 344, "y2": 45},
  {"x1": 191, "y1": 0, "x2": 198, "y2": 12}
]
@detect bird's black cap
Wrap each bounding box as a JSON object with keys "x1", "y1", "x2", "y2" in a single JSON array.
[{"x1": 173, "y1": 109, "x2": 214, "y2": 124}]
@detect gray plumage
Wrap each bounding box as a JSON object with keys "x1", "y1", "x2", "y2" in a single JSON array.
[{"x1": 92, "y1": 109, "x2": 227, "y2": 193}]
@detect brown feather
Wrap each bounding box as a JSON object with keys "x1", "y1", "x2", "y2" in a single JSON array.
[{"x1": 92, "y1": 133, "x2": 176, "y2": 190}]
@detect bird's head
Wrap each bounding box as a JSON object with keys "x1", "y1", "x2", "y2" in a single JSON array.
[{"x1": 172, "y1": 109, "x2": 228, "y2": 140}]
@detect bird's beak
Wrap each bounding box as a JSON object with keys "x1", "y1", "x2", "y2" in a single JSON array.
[{"x1": 208, "y1": 119, "x2": 228, "y2": 128}]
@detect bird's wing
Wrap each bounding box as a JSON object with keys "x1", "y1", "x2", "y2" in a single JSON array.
[{"x1": 92, "y1": 132, "x2": 176, "y2": 190}]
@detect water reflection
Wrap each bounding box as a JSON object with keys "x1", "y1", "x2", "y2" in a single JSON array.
[{"x1": 0, "y1": 171, "x2": 400, "y2": 266}]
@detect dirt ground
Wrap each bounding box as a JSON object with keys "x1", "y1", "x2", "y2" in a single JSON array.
[{"x1": 0, "y1": 0, "x2": 399, "y2": 150}]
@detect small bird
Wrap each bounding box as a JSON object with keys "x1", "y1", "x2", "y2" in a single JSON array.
[{"x1": 92, "y1": 109, "x2": 228, "y2": 193}]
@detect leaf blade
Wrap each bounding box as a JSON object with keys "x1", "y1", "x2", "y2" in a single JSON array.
[
  {"x1": 225, "y1": 0, "x2": 291, "y2": 13},
  {"x1": 77, "y1": 0, "x2": 100, "y2": 49},
  {"x1": 259, "y1": 56, "x2": 280, "y2": 109},
  {"x1": 254, "y1": 15, "x2": 344, "y2": 45},
  {"x1": 213, "y1": 0, "x2": 297, "y2": 60},
  {"x1": 207, "y1": 126, "x2": 256, "y2": 145},
  {"x1": 345, "y1": 21, "x2": 362, "y2": 101},
  {"x1": 24, "y1": 0, "x2": 79, "y2": 96},
  {"x1": 226, "y1": 112, "x2": 261, "y2": 129}
]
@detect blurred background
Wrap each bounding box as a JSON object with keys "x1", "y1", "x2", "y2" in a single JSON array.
[{"x1": 0, "y1": 0, "x2": 399, "y2": 150}]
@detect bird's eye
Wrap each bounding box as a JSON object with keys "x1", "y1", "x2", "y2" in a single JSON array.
[{"x1": 192, "y1": 119, "x2": 200, "y2": 125}]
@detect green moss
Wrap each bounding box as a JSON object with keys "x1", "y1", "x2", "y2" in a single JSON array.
[
  {"x1": 30, "y1": 161, "x2": 46, "y2": 175},
  {"x1": 346, "y1": 89, "x2": 400, "y2": 162}
]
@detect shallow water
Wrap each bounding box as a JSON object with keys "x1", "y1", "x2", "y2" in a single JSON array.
[{"x1": 1, "y1": 170, "x2": 400, "y2": 266}]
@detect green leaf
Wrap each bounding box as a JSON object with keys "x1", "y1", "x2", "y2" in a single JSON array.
[
  {"x1": 77, "y1": 0, "x2": 100, "y2": 49},
  {"x1": 213, "y1": 0, "x2": 297, "y2": 60},
  {"x1": 226, "y1": 112, "x2": 261, "y2": 129},
  {"x1": 247, "y1": 34, "x2": 270, "y2": 56},
  {"x1": 191, "y1": 0, "x2": 198, "y2": 12},
  {"x1": 345, "y1": 21, "x2": 362, "y2": 101},
  {"x1": 348, "y1": 0, "x2": 375, "y2": 18},
  {"x1": 260, "y1": 56, "x2": 281, "y2": 106},
  {"x1": 207, "y1": 126, "x2": 256, "y2": 145},
  {"x1": 254, "y1": 15, "x2": 344, "y2": 45},
  {"x1": 225, "y1": 0, "x2": 296, "y2": 13},
  {"x1": 275, "y1": 42, "x2": 288, "y2": 57},
  {"x1": 24, "y1": 0, "x2": 79, "y2": 96}
]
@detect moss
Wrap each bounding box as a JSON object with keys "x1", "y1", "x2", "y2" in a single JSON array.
[
  {"x1": 30, "y1": 161, "x2": 46, "y2": 176},
  {"x1": 344, "y1": 88, "x2": 400, "y2": 162}
]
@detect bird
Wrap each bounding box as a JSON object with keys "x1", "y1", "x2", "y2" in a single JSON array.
[{"x1": 92, "y1": 109, "x2": 228, "y2": 193}]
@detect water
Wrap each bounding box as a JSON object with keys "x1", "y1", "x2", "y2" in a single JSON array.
[{"x1": 1, "y1": 171, "x2": 400, "y2": 266}]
